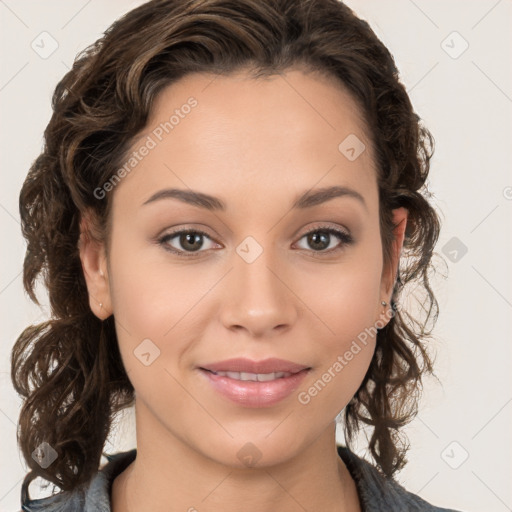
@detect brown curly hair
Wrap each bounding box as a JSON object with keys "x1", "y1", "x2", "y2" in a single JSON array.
[{"x1": 12, "y1": 0, "x2": 441, "y2": 493}]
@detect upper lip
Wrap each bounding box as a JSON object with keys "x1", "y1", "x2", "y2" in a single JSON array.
[{"x1": 200, "y1": 358, "x2": 310, "y2": 374}]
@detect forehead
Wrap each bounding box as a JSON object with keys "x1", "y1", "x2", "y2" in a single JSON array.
[
  {"x1": 112, "y1": 67, "x2": 378, "y2": 213},
  {"x1": 149, "y1": 67, "x2": 370, "y2": 153}
]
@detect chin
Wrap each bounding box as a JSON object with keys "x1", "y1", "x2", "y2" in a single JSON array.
[{"x1": 193, "y1": 426, "x2": 308, "y2": 470}]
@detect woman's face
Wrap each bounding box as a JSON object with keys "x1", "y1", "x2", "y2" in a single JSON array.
[{"x1": 82, "y1": 68, "x2": 404, "y2": 467}]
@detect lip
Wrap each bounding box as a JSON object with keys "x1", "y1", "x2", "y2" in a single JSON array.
[{"x1": 198, "y1": 358, "x2": 311, "y2": 408}]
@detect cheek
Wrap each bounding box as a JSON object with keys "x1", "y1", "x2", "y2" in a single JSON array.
[
  {"x1": 300, "y1": 236, "x2": 383, "y2": 341},
  {"x1": 294, "y1": 303, "x2": 378, "y2": 424},
  {"x1": 107, "y1": 258, "x2": 205, "y2": 425},
  {"x1": 106, "y1": 235, "x2": 224, "y2": 396},
  {"x1": 107, "y1": 227, "x2": 215, "y2": 337},
  {"x1": 294, "y1": 244, "x2": 383, "y2": 412}
]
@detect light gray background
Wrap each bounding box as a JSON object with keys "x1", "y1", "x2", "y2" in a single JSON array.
[{"x1": 1, "y1": 1, "x2": 511, "y2": 511}]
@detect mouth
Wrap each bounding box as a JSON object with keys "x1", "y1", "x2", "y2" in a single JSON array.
[{"x1": 197, "y1": 358, "x2": 311, "y2": 407}]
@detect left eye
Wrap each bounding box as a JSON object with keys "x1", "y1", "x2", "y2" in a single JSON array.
[
  {"x1": 158, "y1": 226, "x2": 353, "y2": 257},
  {"x1": 295, "y1": 227, "x2": 354, "y2": 253}
]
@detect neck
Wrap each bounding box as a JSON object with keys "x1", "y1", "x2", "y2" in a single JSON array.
[{"x1": 111, "y1": 403, "x2": 361, "y2": 512}]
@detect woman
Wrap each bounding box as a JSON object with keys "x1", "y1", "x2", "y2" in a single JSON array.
[{"x1": 12, "y1": 0, "x2": 464, "y2": 510}]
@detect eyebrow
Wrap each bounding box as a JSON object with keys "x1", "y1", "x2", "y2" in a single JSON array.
[{"x1": 142, "y1": 185, "x2": 367, "y2": 211}]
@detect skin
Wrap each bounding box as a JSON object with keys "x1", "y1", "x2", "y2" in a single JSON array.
[{"x1": 79, "y1": 67, "x2": 407, "y2": 512}]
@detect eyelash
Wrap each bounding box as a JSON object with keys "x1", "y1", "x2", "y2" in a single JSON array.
[{"x1": 157, "y1": 225, "x2": 354, "y2": 258}]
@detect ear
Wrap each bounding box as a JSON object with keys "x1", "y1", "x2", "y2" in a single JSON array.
[
  {"x1": 379, "y1": 206, "x2": 408, "y2": 310},
  {"x1": 78, "y1": 210, "x2": 112, "y2": 320}
]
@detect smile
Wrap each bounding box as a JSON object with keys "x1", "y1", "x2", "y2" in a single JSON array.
[{"x1": 199, "y1": 367, "x2": 310, "y2": 407}]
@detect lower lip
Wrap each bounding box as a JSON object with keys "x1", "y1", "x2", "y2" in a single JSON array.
[{"x1": 200, "y1": 368, "x2": 310, "y2": 407}]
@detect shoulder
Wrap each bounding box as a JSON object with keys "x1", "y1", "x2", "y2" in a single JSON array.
[
  {"x1": 19, "y1": 450, "x2": 136, "y2": 512},
  {"x1": 336, "y1": 445, "x2": 464, "y2": 512}
]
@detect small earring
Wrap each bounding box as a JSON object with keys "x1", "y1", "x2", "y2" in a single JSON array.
[
  {"x1": 381, "y1": 300, "x2": 387, "y2": 307},
  {"x1": 99, "y1": 303, "x2": 103, "y2": 309}
]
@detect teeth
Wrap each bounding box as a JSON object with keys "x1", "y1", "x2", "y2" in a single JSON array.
[{"x1": 213, "y1": 370, "x2": 292, "y2": 381}]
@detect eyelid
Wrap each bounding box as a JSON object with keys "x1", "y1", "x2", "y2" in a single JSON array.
[{"x1": 298, "y1": 221, "x2": 351, "y2": 238}]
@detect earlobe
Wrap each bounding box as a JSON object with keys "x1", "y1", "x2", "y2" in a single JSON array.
[{"x1": 78, "y1": 212, "x2": 112, "y2": 320}]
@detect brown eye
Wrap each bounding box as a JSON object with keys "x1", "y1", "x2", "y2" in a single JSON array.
[
  {"x1": 177, "y1": 232, "x2": 204, "y2": 252},
  {"x1": 296, "y1": 227, "x2": 354, "y2": 254},
  {"x1": 159, "y1": 229, "x2": 217, "y2": 256}
]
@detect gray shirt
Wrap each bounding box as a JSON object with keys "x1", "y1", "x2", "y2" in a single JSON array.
[{"x1": 20, "y1": 445, "x2": 463, "y2": 511}]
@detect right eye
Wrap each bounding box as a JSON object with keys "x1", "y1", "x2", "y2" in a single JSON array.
[{"x1": 158, "y1": 229, "x2": 220, "y2": 257}]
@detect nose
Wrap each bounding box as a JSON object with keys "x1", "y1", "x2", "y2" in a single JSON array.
[{"x1": 219, "y1": 239, "x2": 297, "y2": 339}]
